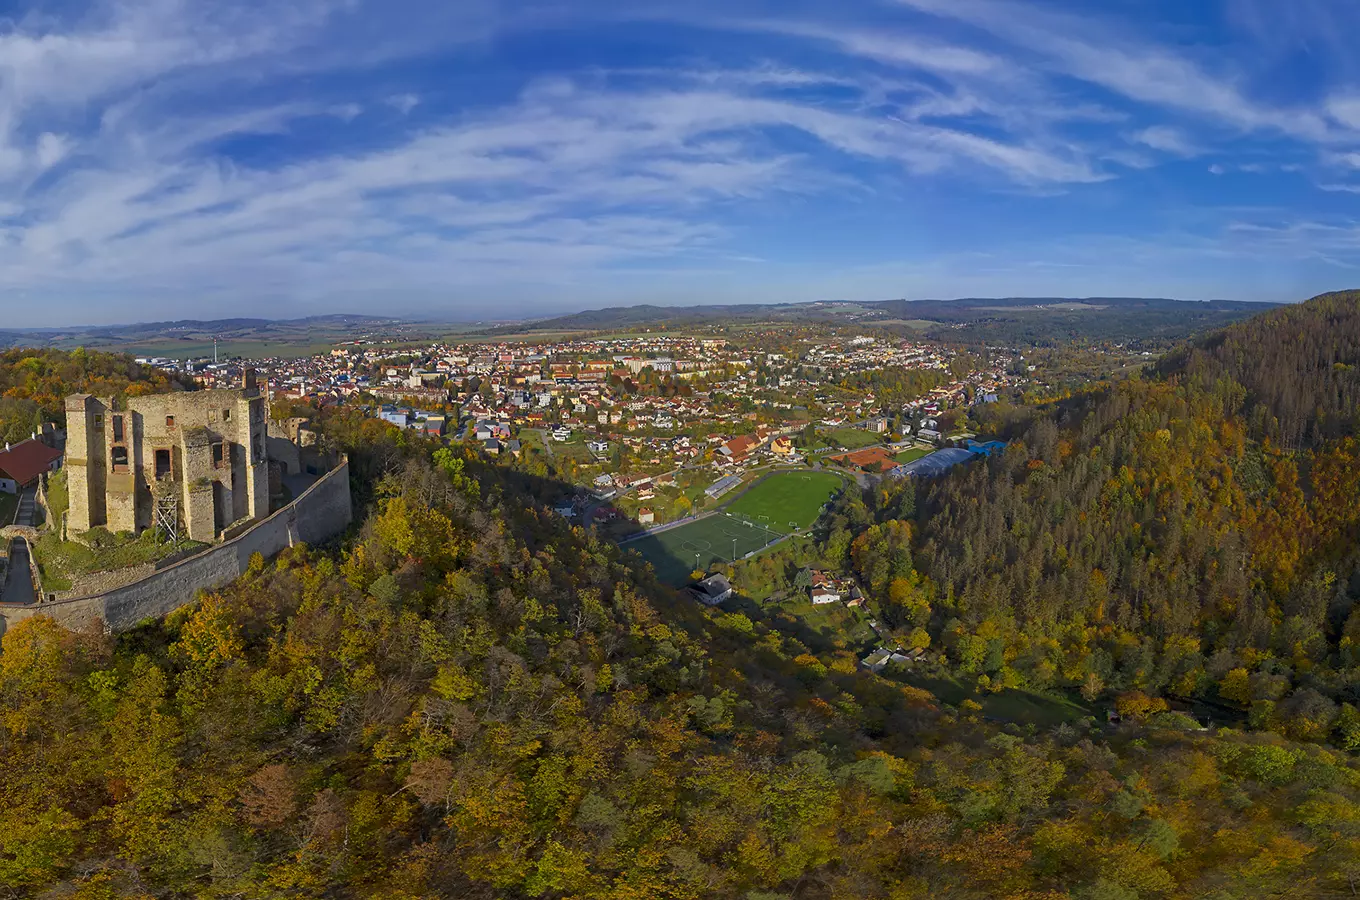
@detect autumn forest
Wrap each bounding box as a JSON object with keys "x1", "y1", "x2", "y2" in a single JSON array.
[{"x1": 6, "y1": 294, "x2": 1360, "y2": 898}]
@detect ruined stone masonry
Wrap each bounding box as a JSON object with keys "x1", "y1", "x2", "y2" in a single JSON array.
[
  {"x1": 66, "y1": 371, "x2": 269, "y2": 542},
  {"x1": 0, "y1": 455, "x2": 352, "y2": 637}
]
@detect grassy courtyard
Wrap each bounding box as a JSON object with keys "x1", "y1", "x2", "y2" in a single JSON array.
[
  {"x1": 32, "y1": 529, "x2": 208, "y2": 593},
  {"x1": 723, "y1": 471, "x2": 844, "y2": 531}
]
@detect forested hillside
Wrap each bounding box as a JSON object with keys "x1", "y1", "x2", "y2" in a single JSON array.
[
  {"x1": 8, "y1": 299, "x2": 1360, "y2": 898},
  {"x1": 5, "y1": 402, "x2": 1360, "y2": 898},
  {"x1": 1162, "y1": 289, "x2": 1360, "y2": 449},
  {"x1": 844, "y1": 291, "x2": 1360, "y2": 748},
  {"x1": 0, "y1": 347, "x2": 190, "y2": 444}
]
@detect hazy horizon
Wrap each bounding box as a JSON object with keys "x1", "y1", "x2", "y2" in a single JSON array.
[{"x1": 0, "y1": 293, "x2": 1294, "y2": 333}]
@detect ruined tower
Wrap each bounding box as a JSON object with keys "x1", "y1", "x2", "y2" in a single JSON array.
[{"x1": 65, "y1": 374, "x2": 270, "y2": 543}]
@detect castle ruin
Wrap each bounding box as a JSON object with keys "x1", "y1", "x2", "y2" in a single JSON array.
[{"x1": 65, "y1": 373, "x2": 269, "y2": 543}]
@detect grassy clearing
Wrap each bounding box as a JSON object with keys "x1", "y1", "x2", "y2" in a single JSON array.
[
  {"x1": 0, "y1": 492, "x2": 17, "y2": 527},
  {"x1": 33, "y1": 528, "x2": 209, "y2": 592},
  {"x1": 554, "y1": 441, "x2": 598, "y2": 463},
  {"x1": 823, "y1": 427, "x2": 881, "y2": 450},
  {"x1": 984, "y1": 690, "x2": 1095, "y2": 727},
  {"x1": 770, "y1": 597, "x2": 878, "y2": 650},
  {"x1": 724, "y1": 471, "x2": 843, "y2": 531},
  {"x1": 904, "y1": 673, "x2": 1096, "y2": 727}
]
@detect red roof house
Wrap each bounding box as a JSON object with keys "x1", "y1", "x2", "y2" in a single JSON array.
[{"x1": 0, "y1": 438, "x2": 62, "y2": 493}]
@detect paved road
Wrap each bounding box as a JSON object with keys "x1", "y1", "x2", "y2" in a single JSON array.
[{"x1": 2, "y1": 537, "x2": 35, "y2": 605}]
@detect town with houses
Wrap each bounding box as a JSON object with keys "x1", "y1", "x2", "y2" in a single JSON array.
[
  {"x1": 90, "y1": 328, "x2": 1030, "y2": 673},
  {"x1": 139, "y1": 332, "x2": 1017, "y2": 491},
  {"x1": 126, "y1": 333, "x2": 1028, "y2": 515}
]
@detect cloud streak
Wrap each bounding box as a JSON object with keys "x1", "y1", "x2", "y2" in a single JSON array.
[{"x1": 1, "y1": 0, "x2": 1359, "y2": 323}]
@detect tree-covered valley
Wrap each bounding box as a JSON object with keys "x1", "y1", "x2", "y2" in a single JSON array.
[{"x1": 8, "y1": 294, "x2": 1360, "y2": 899}]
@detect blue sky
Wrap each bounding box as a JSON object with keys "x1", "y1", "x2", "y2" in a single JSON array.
[{"x1": 2, "y1": 0, "x2": 1360, "y2": 325}]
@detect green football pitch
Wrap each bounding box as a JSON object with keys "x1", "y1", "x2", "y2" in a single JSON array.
[
  {"x1": 723, "y1": 471, "x2": 844, "y2": 532},
  {"x1": 626, "y1": 514, "x2": 785, "y2": 585}
]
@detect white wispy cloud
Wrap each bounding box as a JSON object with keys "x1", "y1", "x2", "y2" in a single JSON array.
[
  {"x1": 890, "y1": 0, "x2": 1344, "y2": 142},
  {"x1": 2, "y1": 0, "x2": 1360, "y2": 322},
  {"x1": 1131, "y1": 125, "x2": 1200, "y2": 156}
]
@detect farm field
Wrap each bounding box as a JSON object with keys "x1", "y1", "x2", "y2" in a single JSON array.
[
  {"x1": 626, "y1": 513, "x2": 785, "y2": 586},
  {"x1": 107, "y1": 339, "x2": 341, "y2": 360},
  {"x1": 723, "y1": 471, "x2": 844, "y2": 531}
]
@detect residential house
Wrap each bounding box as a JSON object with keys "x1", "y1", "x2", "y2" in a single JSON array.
[
  {"x1": 687, "y1": 573, "x2": 733, "y2": 606},
  {"x1": 860, "y1": 648, "x2": 922, "y2": 673},
  {"x1": 719, "y1": 434, "x2": 759, "y2": 464},
  {"x1": 0, "y1": 438, "x2": 62, "y2": 494},
  {"x1": 811, "y1": 586, "x2": 841, "y2": 605}
]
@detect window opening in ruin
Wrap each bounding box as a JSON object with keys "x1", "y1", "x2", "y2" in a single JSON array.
[
  {"x1": 112, "y1": 415, "x2": 124, "y2": 442},
  {"x1": 223, "y1": 408, "x2": 231, "y2": 421},
  {"x1": 212, "y1": 442, "x2": 226, "y2": 469},
  {"x1": 93, "y1": 414, "x2": 103, "y2": 429},
  {"x1": 155, "y1": 448, "x2": 171, "y2": 478},
  {"x1": 111, "y1": 446, "x2": 129, "y2": 472},
  {"x1": 166, "y1": 415, "x2": 175, "y2": 428}
]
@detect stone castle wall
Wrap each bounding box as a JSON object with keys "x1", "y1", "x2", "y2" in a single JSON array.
[
  {"x1": 0, "y1": 457, "x2": 352, "y2": 637},
  {"x1": 66, "y1": 387, "x2": 269, "y2": 541}
]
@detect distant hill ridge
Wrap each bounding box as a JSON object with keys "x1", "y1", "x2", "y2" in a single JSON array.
[
  {"x1": 0, "y1": 314, "x2": 414, "y2": 353},
  {"x1": 1, "y1": 313, "x2": 396, "y2": 336},
  {"x1": 493, "y1": 294, "x2": 1280, "y2": 346},
  {"x1": 0, "y1": 294, "x2": 1294, "y2": 352},
  {"x1": 513, "y1": 296, "x2": 1268, "y2": 329}
]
